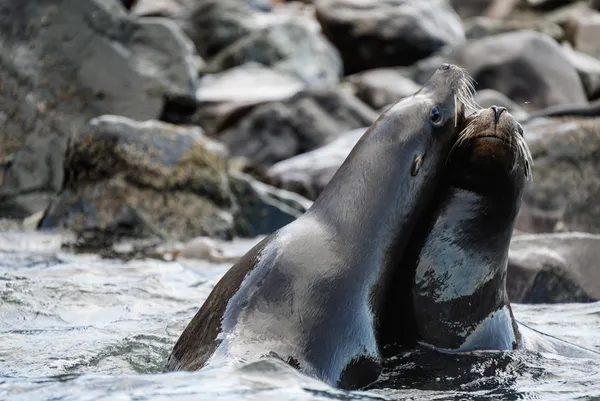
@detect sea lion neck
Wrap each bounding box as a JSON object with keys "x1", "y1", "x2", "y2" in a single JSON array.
[{"x1": 306, "y1": 132, "x2": 437, "y2": 266}]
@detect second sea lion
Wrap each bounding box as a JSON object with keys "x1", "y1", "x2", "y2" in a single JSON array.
[{"x1": 385, "y1": 106, "x2": 598, "y2": 358}]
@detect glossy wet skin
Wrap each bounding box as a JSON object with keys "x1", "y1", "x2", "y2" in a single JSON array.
[
  {"x1": 402, "y1": 107, "x2": 532, "y2": 351},
  {"x1": 164, "y1": 64, "x2": 476, "y2": 390}
]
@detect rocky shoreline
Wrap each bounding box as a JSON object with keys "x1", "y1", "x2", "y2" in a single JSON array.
[{"x1": 2, "y1": 0, "x2": 600, "y2": 304}]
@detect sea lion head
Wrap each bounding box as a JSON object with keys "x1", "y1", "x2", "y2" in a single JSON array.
[
  {"x1": 366, "y1": 63, "x2": 479, "y2": 179},
  {"x1": 449, "y1": 105, "x2": 533, "y2": 196}
]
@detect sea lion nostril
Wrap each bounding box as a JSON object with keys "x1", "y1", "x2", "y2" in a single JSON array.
[{"x1": 491, "y1": 105, "x2": 506, "y2": 123}]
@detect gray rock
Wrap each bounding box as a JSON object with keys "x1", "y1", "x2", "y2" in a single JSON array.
[
  {"x1": 570, "y1": 12, "x2": 600, "y2": 58},
  {"x1": 230, "y1": 172, "x2": 312, "y2": 237},
  {"x1": 562, "y1": 44, "x2": 600, "y2": 100},
  {"x1": 215, "y1": 89, "x2": 377, "y2": 170},
  {"x1": 519, "y1": 99, "x2": 600, "y2": 123},
  {"x1": 204, "y1": 20, "x2": 343, "y2": 86},
  {"x1": 315, "y1": 0, "x2": 465, "y2": 74},
  {"x1": 265, "y1": 128, "x2": 366, "y2": 200},
  {"x1": 131, "y1": 0, "x2": 189, "y2": 17},
  {"x1": 515, "y1": 117, "x2": 600, "y2": 234},
  {"x1": 524, "y1": 0, "x2": 576, "y2": 10},
  {"x1": 0, "y1": 0, "x2": 199, "y2": 216},
  {"x1": 194, "y1": 64, "x2": 307, "y2": 134},
  {"x1": 120, "y1": 0, "x2": 138, "y2": 10},
  {"x1": 449, "y1": 0, "x2": 495, "y2": 19},
  {"x1": 39, "y1": 116, "x2": 236, "y2": 244},
  {"x1": 196, "y1": 63, "x2": 306, "y2": 104},
  {"x1": 508, "y1": 232, "x2": 600, "y2": 303},
  {"x1": 178, "y1": 0, "x2": 261, "y2": 60},
  {"x1": 411, "y1": 30, "x2": 588, "y2": 111},
  {"x1": 344, "y1": 69, "x2": 421, "y2": 110},
  {"x1": 473, "y1": 89, "x2": 530, "y2": 121}
]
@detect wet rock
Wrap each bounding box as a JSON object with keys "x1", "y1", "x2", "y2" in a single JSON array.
[
  {"x1": 465, "y1": 17, "x2": 564, "y2": 41},
  {"x1": 204, "y1": 20, "x2": 342, "y2": 86},
  {"x1": 562, "y1": 44, "x2": 600, "y2": 100},
  {"x1": 344, "y1": 69, "x2": 421, "y2": 110},
  {"x1": 215, "y1": 88, "x2": 377, "y2": 170},
  {"x1": 515, "y1": 117, "x2": 600, "y2": 234},
  {"x1": 507, "y1": 233, "x2": 600, "y2": 303},
  {"x1": 39, "y1": 116, "x2": 236, "y2": 244},
  {"x1": 411, "y1": 30, "x2": 587, "y2": 111},
  {"x1": 315, "y1": 0, "x2": 465, "y2": 75},
  {"x1": 230, "y1": 172, "x2": 311, "y2": 237},
  {"x1": 0, "y1": 0, "x2": 199, "y2": 216},
  {"x1": 473, "y1": 89, "x2": 530, "y2": 121},
  {"x1": 265, "y1": 127, "x2": 366, "y2": 200}
]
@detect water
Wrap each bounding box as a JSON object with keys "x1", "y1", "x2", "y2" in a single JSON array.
[{"x1": 0, "y1": 231, "x2": 599, "y2": 401}]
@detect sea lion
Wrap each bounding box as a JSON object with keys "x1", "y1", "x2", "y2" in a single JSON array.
[
  {"x1": 163, "y1": 63, "x2": 478, "y2": 390},
  {"x1": 387, "y1": 106, "x2": 598, "y2": 358}
]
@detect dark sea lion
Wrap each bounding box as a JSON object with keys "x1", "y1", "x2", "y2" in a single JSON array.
[
  {"x1": 389, "y1": 106, "x2": 598, "y2": 358},
  {"x1": 163, "y1": 64, "x2": 478, "y2": 390}
]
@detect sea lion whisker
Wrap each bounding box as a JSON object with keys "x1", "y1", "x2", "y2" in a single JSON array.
[{"x1": 454, "y1": 95, "x2": 458, "y2": 127}]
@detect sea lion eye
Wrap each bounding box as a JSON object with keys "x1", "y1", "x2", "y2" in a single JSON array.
[{"x1": 430, "y1": 106, "x2": 442, "y2": 124}]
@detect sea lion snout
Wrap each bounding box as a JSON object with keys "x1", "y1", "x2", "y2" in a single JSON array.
[{"x1": 491, "y1": 105, "x2": 506, "y2": 123}]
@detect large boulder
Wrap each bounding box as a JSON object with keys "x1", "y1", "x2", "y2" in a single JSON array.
[
  {"x1": 515, "y1": 117, "x2": 600, "y2": 234},
  {"x1": 39, "y1": 116, "x2": 309, "y2": 246},
  {"x1": 265, "y1": 128, "x2": 366, "y2": 200},
  {"x1": 215, "y1": 89, "x2": 377, "y2": 170},
  {"x1": 315, "y1": 0, "x2": 465, "y2": 75},
  {"x1": 410, "y1": 30, "x2": 588, "y2": 111},
  {"x1": 194, "y1": 63, "x2": 306, "y2": 134},
  {"x1": 39, "y1": 116, "x2": 235, "y2": 243},
  {"x1": 507, "y1": 233, "x2": 600, "y2": 303},
  {"x1": 203, "y1": 20, "x2": 343, "y2": 86},
  {"x1": 0, "y1": 0, "x2": 199, "y2": 217}
]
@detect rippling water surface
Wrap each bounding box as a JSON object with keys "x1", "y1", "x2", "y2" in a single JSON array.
[{"x1": 0, "y1": 231, "x2": 599, "y2": 401}]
